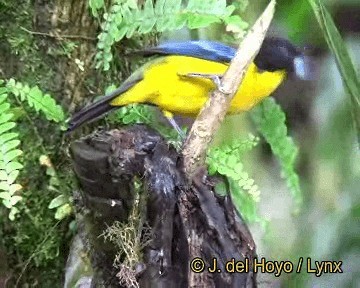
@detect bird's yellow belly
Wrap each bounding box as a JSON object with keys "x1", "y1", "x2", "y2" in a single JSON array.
[{"x1": 112, "y1": 56, "x2": 286, "y2": 116}]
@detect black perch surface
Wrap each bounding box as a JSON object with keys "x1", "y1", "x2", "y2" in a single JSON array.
[{"x1": 70, "y1": 125, "x2": 257, "y2": 287}]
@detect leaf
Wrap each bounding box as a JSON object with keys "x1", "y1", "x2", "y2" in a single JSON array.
[
  {"x1": 2, "y1": 198, "x2": 12, "y2": 208},
  {"x1": 0, "y1": 87, "x2": 8, "y2": 98},
  {"x1": 251, "y1": 98, "x2": 302, "y2": 210},
  {"x1": 6, "y1": 170, "x2": 19, "y2": 185},
  {"x1": 206, "y1": 135, "x2": 261, "y2": 223},
  {"x1": 48, "y1": 195, "x2": 67, "y2": 209},
  {"x1": 95, "y1": 0, "x2": 247, "y2": 70},
  {"x1": 0, "y1": 102, "x2": 10, "y2": 114},
  {"x1": 307, "y1": 0, "x2": 360, "y2": 145},
  {"x1": 5, "y1": 161, "x2": 23, "y2": 173},
  {"x1": 3, "y1": 149, "x2": 22, "y2": 164},
  {"x1": 225, "y1": 15, "x2": 248, "y2": 35},
  {"x1": 154, "y1": 0, "x2": 166, "y2": 15},
  {"x1": 8, "y1": 206, "x2": 19, "y2": 221},
  {"x1": 8, "y1": 183, "x2": 22, "y2": 194},
  {"x1": 0, "y1": 122, "x2": 16, "y2": 135},
  {"x1": 54, "y1": 203, "x2": 72, "y2": 220},
  {"x1": 0, "y1": 132, "x2": 19, "y2": 145},
  {"x1": 187, "y1": 14, "x2": 221, "y2": 29},
  {"x1": 0, "y1": 171, "x2": 7, "y2": 180},
  {"x1": 1, "y1": 139, "x2": 20, "y2": 154},
  {"x1": 10, "y1": 195, "x2": 22, "y2": 206},
  {"x1": 7, "y1": 80, "x2": 65, "y2": 122},
  {"x1": 89, "y1": 0, "x2": 105, "y2": 16},
  {"x1": 163, "y1": 0, "x2": 181, "y2": 12},
  {"x1": 0, "y1": 191, "x2": 11, "y2": 200},
  {"x1": 0, "y1": 182, "x2": 9, "y2": 191},
  {"x1": 229, "y1": 179, "x2": 261, "y2": 224},
  {"x1": 0, "y1": 112, "x2": 13, "y2": 124}
]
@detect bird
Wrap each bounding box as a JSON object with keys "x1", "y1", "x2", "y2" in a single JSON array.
[{"x1": 67, "y1": 37, "x2": 311, "y2": 134}]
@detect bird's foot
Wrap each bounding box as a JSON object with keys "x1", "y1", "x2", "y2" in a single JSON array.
[
  {"x1": 162, "y1": 111, "x2": 186, "y2": 140},
  {"x1": 183, "y1": 72, "x2": 223, "y2": 88}
]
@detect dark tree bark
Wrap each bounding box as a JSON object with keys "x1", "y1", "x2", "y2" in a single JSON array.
[
  {"x1": 36, "y1": 0, "x2": 99, "y2": 107},
  {"x1": 70, "y1": 125, "x2": 257, "y2": 287}
]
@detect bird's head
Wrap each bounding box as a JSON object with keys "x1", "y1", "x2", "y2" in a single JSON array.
[{"x1": 254, "y1": 37, "x2": 312, "y2": 80}]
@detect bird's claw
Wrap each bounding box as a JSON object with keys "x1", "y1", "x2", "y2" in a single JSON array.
[{"x1": 183, "y1": 73, "x2": 223, "y2": 89}]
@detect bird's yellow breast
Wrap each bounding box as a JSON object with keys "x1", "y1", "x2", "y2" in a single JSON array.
[{"x1": 111, "y1": 56, "x2": 286, "y2": 116}]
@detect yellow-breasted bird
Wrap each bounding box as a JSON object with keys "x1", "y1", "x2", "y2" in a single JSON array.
[{"x1": 67, "y1": 37, "x2": 311, "y2": 133}]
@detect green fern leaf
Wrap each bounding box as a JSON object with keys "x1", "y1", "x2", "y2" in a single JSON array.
[
  {"x1": 0, "y1": 170, "x2": 7, "y2": 180},
  {"x1": 89, "y1": 0, "x2": 105, "y2": 16},
  {"x1": 0, "y1": 87, "x2": 23, "y2": 219},
  {"x1": 6, "y1": 170, "x2": 19, "y2": 185},
  {"x1": 0, "y1": 102, "x2": 11, "y2": 114},
  {"x1": 0, "y1": 122, "x2": 16, "y2": 135},
  {"x1": 0, "y1": 87, "x2": 8, "y2": 96},
  {"x1": 251, "y1": 98, "x2": 302, "y2": 210},
  {"x1": 6, "y1": 80, "x2": 65, "y2": 123},
  {"x1": 1, "y1": 139, "x2": 20, "y2": 154},
  {"x1": 207, "y1": 135, "x2": 261, "y2": 223},
  {"x1": 139, "y1": 0, "x2": 156, "y2": 34},
  {"x1": 3, "y1": 149, "x2": 22, "y2": 164},
  {"x1": 95, "y1": 0, "x2": 247, "y2": 70},
  {"x1": 154, "y1": 0, "x2": 166, "y2": 15},
  {"x1": 4, "y1": 161, "x2": 23, "y2": 173},
  {"x1": 0, "y1": 113, "x2": 14, "y2": 125},
  {"x1": 0, "y1": 132, "x2": 19, "y2": 145}
]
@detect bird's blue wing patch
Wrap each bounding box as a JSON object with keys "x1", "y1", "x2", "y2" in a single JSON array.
[{"x1": 140, "y1": 40, "x2": 236, "y2": 63}]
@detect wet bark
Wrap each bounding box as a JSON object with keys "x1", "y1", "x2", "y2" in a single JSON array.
[{"x1": 70, "y1": 125, "x2": 257, "y2": 287}]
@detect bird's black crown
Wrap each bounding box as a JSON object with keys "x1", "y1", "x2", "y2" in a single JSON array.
[{"x1": 255, "y1": 37, "x2": 302, "y2": 72}]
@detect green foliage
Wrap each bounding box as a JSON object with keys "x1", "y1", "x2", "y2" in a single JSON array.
[
  {"x1": 1, "y1": 108, "x2": 73, "y2": 286},
  {"x1": 0, "y1": 84, "x2": 23, "y2": 220},
  {"x1": 7, "y1": 79, "x2": 65, "y2": 123},
  {"x1": 95, "y1": 0, "x2": 248, "y2": 70},
  {"x1": 0, "y1": 1, "x2": 72, "y2": 284},
  {"x1": 0, "y1": 79, "x2": 66, "y2": 220},
  {"x1": 89, "y1": 0, "x2": 105, "y2": 16},
  {"x1": 207, "y1": 134, "x2": 262, "y2": 223},
  {"x1": 40, "y1": 154, "x2": 73, "y2": 221},
  {"x1": 307, "y1": 0, "x2": 360, "y2": 145},
  {"x1": 109, "y1": 103, "x2": 184, "y2": 149},
  {"x1": 251, "y1": 98, "x2": 302, "y2": 211},
  {"x1": 276, "y1": 0, "x2": 314, "y2": 41}
]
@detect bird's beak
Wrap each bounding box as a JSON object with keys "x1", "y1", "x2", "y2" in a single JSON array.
[{"x1": 293, "y1": 56, "x2": 313, "y2": 80}]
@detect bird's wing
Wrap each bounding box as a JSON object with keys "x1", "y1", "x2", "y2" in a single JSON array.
[
  {"x1": 66, "y1": 71, "x2": 144, "y2": 132},
  {"x1": 138, "y1": 40, "x2": 236, "y2": 63}
]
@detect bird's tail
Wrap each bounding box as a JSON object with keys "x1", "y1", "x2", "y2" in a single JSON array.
[
  {"x1": 66, "y1": 98, "x2": 116, "y2": 132},
  {"x1": 66, "y1": 77, "x2": 143, "y2": 133}
]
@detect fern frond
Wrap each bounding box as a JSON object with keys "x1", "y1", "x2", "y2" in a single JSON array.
[
  {"x1": 89, "y1": 0, "x2": 105, "y2": 16},
  {"x1": 6, "y1": 79, "x2": 65, "y2": 123},
  {"x1": 0, "y1": 85, "x2": 23, "y2": 220},
  {"x1": 206, "y1": 135, "x2": 262, "y2": 223},
  {"x1": 110, "y1": 103, "x2": 184, "y2": 149},
  {"x1": 251, "y1": 98, "x2": 302, "y2": 211},
  {"x1": 95, "y1": 0, "x2": 248, "y2": 70}
]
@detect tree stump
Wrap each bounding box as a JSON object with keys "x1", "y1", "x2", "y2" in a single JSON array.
[{"x1": 70, "y1": 125, "x2": 257, "y2": 287}]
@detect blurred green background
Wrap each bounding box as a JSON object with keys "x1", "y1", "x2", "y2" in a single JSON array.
[
  {"x1": 168, "y1": 0, "x2": 360, "y2": 286},
  {"x1": 224, "y1": 0, "x2": 359, "y2": 287}
]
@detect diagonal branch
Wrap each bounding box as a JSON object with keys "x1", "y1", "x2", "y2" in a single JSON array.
[{"x1": 182, "y1": 0, "x2": 276, "y2": 178}]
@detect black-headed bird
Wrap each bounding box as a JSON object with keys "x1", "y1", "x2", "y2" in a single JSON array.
[{"x1": 67, "y1": 37, "x2": 311, "y2": 133}]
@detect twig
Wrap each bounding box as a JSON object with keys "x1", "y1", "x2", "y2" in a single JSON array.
[
  {"x1": 20, "y1": 26, "x2": 96, "y2": 41},
  {"x1": 182, "y1": 0, "x2": 276, "y2": 179}
]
